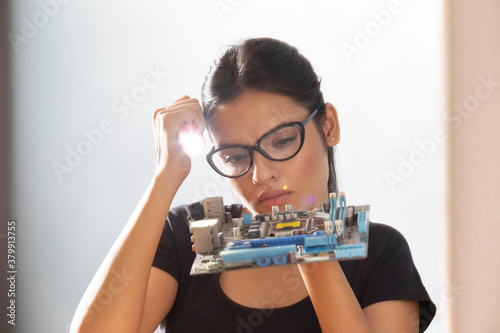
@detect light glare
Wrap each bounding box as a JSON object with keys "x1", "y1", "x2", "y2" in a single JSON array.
[{"x1": 179, "y1": 124, "x2": 205, "y2": 157}]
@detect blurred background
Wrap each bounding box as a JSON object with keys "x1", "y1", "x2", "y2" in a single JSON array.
[{"x1": 3, "y1": 0, "x2": 498, "y2": 332}]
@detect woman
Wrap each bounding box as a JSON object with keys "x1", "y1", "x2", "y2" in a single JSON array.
[{"x1": 71, "y1": 38, "x2": 436, "y2": 332}]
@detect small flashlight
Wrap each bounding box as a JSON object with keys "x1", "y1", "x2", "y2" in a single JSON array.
[{"x1": 178, "y1": 123, "x2": 205, "y2": 157}]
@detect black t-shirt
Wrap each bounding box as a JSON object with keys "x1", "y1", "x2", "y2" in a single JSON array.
[{"x1": 153, "y1": 201, "x2": 436, "y2": 332}]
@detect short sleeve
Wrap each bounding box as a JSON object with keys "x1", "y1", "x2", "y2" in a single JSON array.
[
  {"x1": 357, "y1": 223, "x2": 436, "y2": 332},
  {"x1": 152, "y1": 214, "x2": 182, "y2": 282},
  {"x1": 152, "y1": 202, "x2": 204, "y2": 283}
]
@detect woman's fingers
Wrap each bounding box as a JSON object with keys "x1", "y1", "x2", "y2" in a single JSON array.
[{"x1": 151, "y1": 96, "x2": 206, "y2": 177}]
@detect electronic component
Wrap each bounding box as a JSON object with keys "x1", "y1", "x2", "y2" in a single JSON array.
[
  {"x1": 189, "y1": 193, "x2": 370, "y2": 275},
  {"x1": 191, "y1": 219, "x2": 220, "y2": 253}
]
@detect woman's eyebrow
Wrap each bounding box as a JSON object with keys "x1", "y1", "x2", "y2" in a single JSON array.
[
  {"x1": 215, "y1": 141, "x2": 253, "y2": 149},
  {"x1": 214, "y1": 132, "x2": 265, "y2": 149},
  {"x1": 213, "y1": 118, "x2": 300, "y2": 149}
]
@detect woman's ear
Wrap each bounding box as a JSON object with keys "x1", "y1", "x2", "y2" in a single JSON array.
[{"x1": 322, "y1": 103, "x2": 340, "y2": 146}]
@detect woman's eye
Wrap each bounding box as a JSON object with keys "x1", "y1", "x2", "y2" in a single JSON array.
[
  {"x1": 273, "y1": 136, "x2": 297, "y2": 149},
  {"x1": 224, "y1": 154, "x2": 247, "y2": 164}
]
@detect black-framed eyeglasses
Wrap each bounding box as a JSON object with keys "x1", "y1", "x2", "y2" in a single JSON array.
[{"x1": 206, "y1": 108, "x2": 318, "y2": 178}]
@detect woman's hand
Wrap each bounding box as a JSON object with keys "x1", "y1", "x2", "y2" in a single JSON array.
[{"x1": 152, "y1": 95, "x2": 206, "y2": 180}]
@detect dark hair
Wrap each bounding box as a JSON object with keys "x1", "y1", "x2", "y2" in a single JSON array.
[{"x1": 201, "y1": 37, "x2": 338, "y2": 194}]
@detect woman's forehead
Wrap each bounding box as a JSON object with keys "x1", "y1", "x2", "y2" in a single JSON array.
[{"x1": 208, "y1": 91, "x2": 309, "y2": 146}]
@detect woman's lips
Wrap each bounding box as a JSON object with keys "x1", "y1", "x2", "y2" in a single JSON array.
[{"x1": 258, "y1": 190, "x2": 292, "y2": 208}]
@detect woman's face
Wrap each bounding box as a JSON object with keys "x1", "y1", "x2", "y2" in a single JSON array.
[{"x1": 209, "y1": 90, "x2": 338, "y2": 215}]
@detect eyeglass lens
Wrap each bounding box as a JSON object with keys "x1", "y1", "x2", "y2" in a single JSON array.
[{"x1": 210, "y1": 124, "x2": 302, "y2": 177}]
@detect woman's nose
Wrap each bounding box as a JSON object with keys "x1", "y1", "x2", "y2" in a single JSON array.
[{"x1": 250, "y1": 152, "x2": 279, "y2": 185}]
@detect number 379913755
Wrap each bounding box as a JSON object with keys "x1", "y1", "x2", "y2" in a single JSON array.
[{"x1": 7, "y1": 221, "x2": 16, "y2": 269}]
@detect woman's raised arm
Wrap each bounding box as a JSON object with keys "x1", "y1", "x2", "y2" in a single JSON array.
[{"x1": 70, "y1": 96, "x2": 205, "y2": 333}]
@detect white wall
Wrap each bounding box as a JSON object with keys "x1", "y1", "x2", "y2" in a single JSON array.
[{"x1": 8, "y1": 0, "x2": 444, "y2": 332}]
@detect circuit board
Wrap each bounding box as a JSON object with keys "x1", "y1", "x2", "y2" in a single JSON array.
[{"x1": 189, "y1": 192, "x2": 370, "y2": 275}]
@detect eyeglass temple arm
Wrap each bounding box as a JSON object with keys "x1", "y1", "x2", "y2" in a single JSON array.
[{"x1": 303, "y1": 108, "x2": 319, "y2": 124}]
